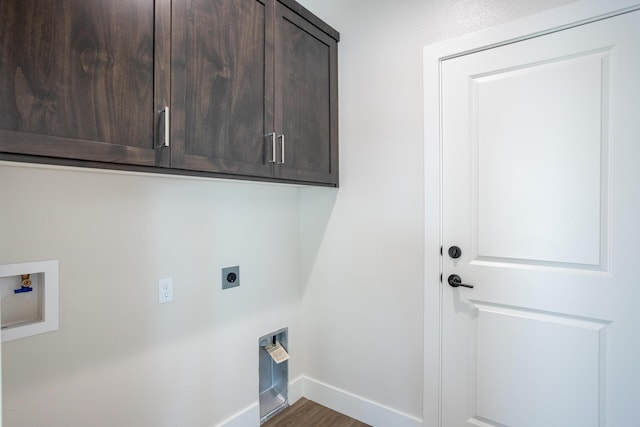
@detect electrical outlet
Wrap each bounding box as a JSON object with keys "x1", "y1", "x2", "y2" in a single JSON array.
[
  {"x1": 222, "y1": 266, "x2": 240, "y2": 290},
  {"x1": 158, "y1": 278, "x2": 173, "y2": 303}
]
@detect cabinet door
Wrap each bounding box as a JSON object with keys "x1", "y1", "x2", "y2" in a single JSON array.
[
  {"x1": 0, "y1": 0, "x2": 169, "y2": 167},
  {"x1": 171, "y1": 0, "x2": 274, "y2": 177},
  {"x1": 274, "y1": 2, "x2": 339, "y2": 186}
]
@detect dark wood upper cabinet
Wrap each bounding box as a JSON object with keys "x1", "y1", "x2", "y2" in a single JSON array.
[
  {"x1": 171, "y1": 0, "x2": 339, "y2": 185},
  {"x1": 274, "y1": 1, "x2": 339, "y2": 185},
  {"x1": 0, "y1": 0, "x2": 339, "y2": 186},
  {"x1": 170, "y1": 0, "x2": 274, "y2": 178},
  {"x1": 0, "y1": 0, "x2": 170, "y2": 167}
]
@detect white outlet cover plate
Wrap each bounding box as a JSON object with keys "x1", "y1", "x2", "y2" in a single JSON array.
[{"x1": 158, "y1": 278, "x2": 173, "y2": 303}]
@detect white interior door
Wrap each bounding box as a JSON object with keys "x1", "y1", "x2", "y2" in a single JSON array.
[{"x1": 441, "y1": 9, "x2": 640, "y2": 427}]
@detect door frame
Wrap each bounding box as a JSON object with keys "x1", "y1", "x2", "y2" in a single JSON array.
[{"x1": 422, "y1": 1, "x2": 640, "y2": 425}]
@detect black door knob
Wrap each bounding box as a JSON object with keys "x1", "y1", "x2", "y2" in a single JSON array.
[
  {"x1": 448, "y1": 246, "x2": 462, "y2": 259},
  {"x1": 447, "y1": 274, "x2": 474, "y2": 289}
]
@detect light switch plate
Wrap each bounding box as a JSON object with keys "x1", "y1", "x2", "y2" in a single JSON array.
[{"x1": 222, "y1": 266, "x2": 240, "y2": 290}]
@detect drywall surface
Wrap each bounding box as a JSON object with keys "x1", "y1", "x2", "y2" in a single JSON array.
[
  {"x1": 0, "y1": 164, "x2": 302, "y2": 427},
  {"x1": 298, "y1": 0, "x2": 577, "y2": 419}
]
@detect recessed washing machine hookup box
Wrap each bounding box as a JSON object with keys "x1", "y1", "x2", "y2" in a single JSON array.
[
  {"x1": 259, "y1": 327, "x2": 289, "y2": 424},
  {"x1": 0, "y1": 260, "x2": 59, "y2": 342}
]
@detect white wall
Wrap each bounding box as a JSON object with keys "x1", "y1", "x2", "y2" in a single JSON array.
[
  {"x1": 0, "y1": 164, "x2": 303, "y2": 426},
  {"x1": 1, "y1": 1, "x2": 578, "y2": 426},
  {"x1": 298, "y1": 0, "x2": 577, "y2": 420}
]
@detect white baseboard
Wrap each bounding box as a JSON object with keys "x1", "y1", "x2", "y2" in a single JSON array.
[
  {"x1": 214, "y1": 402, "x2": 259, "y2": 427},
  {"x1": 215, "y1": 377, "x2": 304, "y2": 427},
  {"x1": 301, "y1": 376, "x2": 423, "y2": 427},
  {"x1": 216, "y1": 375, "x2": 423, "y2": 427},
  {"x1": 288, "y1": 375, "x2": 304, "y2": 404}
]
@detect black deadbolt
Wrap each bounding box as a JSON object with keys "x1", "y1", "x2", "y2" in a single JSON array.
[
  {"x1": 448, "y1": 246, "x2": 462, "y2": 259},
  {"x1": 227, "y1": 272, "x2": 237, "y2": 283}
]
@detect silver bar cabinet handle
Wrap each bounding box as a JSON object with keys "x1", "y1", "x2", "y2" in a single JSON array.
[
  {"x1": 159, "y1": 106, "x2": 170, "y2": 147},
  {"x1": 267, "y1": 133, "x2": 277, "y2": 163},
  {"x1": 278, "y1": 134, "x2": 285, "y2": 164}
]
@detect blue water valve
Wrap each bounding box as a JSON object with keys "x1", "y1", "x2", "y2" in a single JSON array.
[{"x1": 15, "y1": 275, "x2": 33, "y2": 294}]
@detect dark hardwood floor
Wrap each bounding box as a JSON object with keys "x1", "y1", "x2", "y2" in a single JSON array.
[{"x1": 262, "y1": 398, "x2": 371, "y2": 427}]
